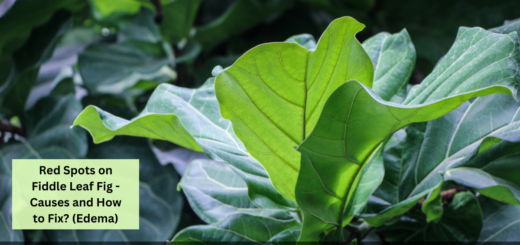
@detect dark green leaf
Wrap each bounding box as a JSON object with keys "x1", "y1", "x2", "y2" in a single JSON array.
[
  {"x1": 78, "y1": 9, "x2": 175, "y2": 95},
  {"x1": 479, "y1": 196, "x2": 520, "y2": 242},
  {"x1": 380, "y1": 192, "x2": 482, "y2": 243},
  {"x1": 172, "y1": 213, "x2": 298, "y2": 243},
  {"x1": 0, "y1": 0, "x2": 84, "y2": 55},
  {"x1": 0, "y1": 11, "x2": 71, "y2": 116},
  {"x1": 193, "y1": 0, "x2": 293, "y2": 50},
  {"x1": 0, "y1": 93, "x2": 86, "y2": 242},
  {"x1": 160, "y1": 0, "x2": 201, "y2": 43},
  {"x1": 446, "y1": 140, "x2": 520, "y2": 205}
]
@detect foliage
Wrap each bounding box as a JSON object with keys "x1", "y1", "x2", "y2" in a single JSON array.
[{"x1": 2, "y1": 0, "x2": 520, "y2": 244}]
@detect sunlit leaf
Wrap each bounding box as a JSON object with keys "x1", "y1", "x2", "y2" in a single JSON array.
[
  {"x1": 74, "y1": 78, "x2": 296, "y2": 213},
  {"x1": 296, "y1": 26, "x2": 520, "y2": 240},
  {"x1": 215, "y1": 17, "x2": 374, "y2": 201}
]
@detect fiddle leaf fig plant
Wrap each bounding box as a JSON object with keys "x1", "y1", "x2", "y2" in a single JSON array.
[{"x1": 73, "y1": 16, "x2": 520, "y2": 243}]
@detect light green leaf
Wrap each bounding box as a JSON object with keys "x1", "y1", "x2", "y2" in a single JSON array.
[
  {"x1": 479, "y1": 196, "x2": 520, "y2": 242},
  {"x1": 0, "y1": 11, "x2": 71, "y2": 116},
  {"x1": 179, "y1": 159, "x2": 291, "y2": 223},
  {"x1": 380, "y1": 192, "x2": 482, "y2": 243},
  {"x1": 420, "y1": 184, "x2": 443, "y2": 223},
  {"x1": 74, "y1": 78, "x2": 296, "y2": 212},
  {"x1": 45, "y1": 137, "x2": 183, "y2": 241},
  {"x1": 446, "y1": 141, "x2": 520, "y2": 205},
  {"x1": 215, "y1": 17, "x2": 374, "y2": 201},
  {"x1": 90, "y1": 0, "x2": 141, "y2": 19},
  {"x1": 193, "y1": 0, "x2": 293, "y2": 50},
  {"x1": 362, "y1": 29, "x2": 415, "y2": 103},
  {"x1": 366, "y1": 93, "x2": 520, "y2": 226},
  {"x1": 160, "y1": 0, "x2": 201, "y2": 43},
  {"x1": 172, "y1": 213, "x2": 298, "y2": 243}
]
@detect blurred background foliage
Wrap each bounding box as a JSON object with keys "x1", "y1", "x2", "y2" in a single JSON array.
[{"x1": 1, "y1": 0, "x2": 520, "y2": 242}]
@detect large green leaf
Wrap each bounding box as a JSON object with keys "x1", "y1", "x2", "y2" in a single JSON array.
[
  {"x1": 172, "y1": 213, "x2": 298, "y2": 243},
  {"x1": 362, "y1": 29, "x2": 415, "y2": 103},
  {"x1": 445, "y1": 141, "x2": 520, "y2": 205},
  {"x1": 379, "y1": 192, "x2": 482, "y2": 243},
  {"x1": 0, "y1": 93, "x2": 86, "y2": 242},
  {"x1": 215, "y1": 17, "x2": 374, "y2": 201},
  {"x1": 479, "y1": 196, "x2": 520, "y2": 242},
  {"x1": 0, "y1": 11, "x2": 71, "y2": 116},
  {"x1": 45, "y1": 137, "x2": 183, "y2": 241},
  {"x1": 74, "y1": 78, "x2": 296, "y2": 212},
  {"x1": 179, "y1": 159, "x2": 291, "y2": 223},
  {"x1": 193, "y1": 0, "x2": 293, "y2": 50},
  {"x1": 78, "y1": 9, "x2": 175, "y2": 95},
  {"x1": 366, "y1": 92, "x2": 520, "y2": 227},
  {"x1": 295, "y1": 26, "x2": 520, "y2": 240}
]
